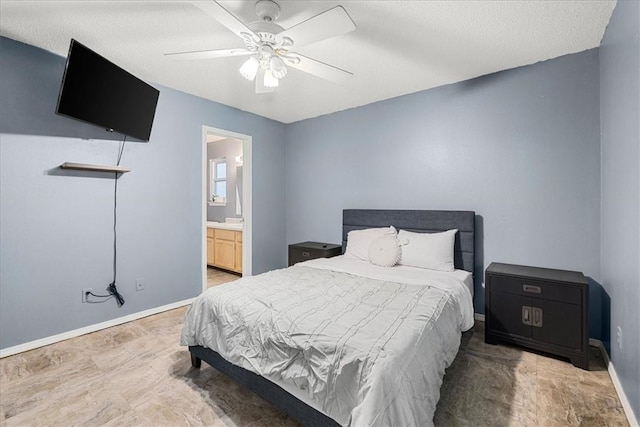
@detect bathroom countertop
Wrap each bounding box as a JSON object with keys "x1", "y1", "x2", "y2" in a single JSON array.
[{"x1": 206, "y1": 221, "x2": 243, "y2": 231}]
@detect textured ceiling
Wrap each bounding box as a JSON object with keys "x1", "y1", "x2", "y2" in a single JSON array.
[{"x1": 0, "y1": 1, "x2": 616, "y2": 124}]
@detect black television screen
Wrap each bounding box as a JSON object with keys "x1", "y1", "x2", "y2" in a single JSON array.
[{"x1": 56, "y1": 39, "x2": 159, "y2": 142}]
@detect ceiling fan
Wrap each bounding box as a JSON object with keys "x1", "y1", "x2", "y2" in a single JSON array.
[{"x1": 166, "y1": 0, "x2": 356, "y2": 93}]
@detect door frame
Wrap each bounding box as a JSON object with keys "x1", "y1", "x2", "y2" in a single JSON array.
[{"x1": 201, "y1": 125, "x2": 252, "y2": 292}]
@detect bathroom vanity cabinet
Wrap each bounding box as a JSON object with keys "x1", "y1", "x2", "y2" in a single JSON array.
[{"x1": 207, "y1": 227, "x2": 242, "y2": 274}]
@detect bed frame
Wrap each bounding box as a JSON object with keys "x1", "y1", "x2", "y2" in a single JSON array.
[{"x1": 189, "y1": 209, "x2": 476, "y2": 426}]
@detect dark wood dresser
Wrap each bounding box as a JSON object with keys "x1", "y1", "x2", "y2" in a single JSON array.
[
  {"x1": 288, "y1": 241, "x2": 342, "y2": 266},
  {"x1": 485, "y1": 262, "x2": 589, "y2": 369}
]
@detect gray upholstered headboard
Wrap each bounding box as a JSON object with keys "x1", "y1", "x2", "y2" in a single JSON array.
[{"x1": 342, "y1": 209, "x2": 475, "y2": 273}]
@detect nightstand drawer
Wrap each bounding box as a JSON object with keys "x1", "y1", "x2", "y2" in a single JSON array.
[
  {"x1": 491, "y1": 275, "x2": 580, "y2": 305},
  {"x1": 288, "y1": 242, "x2": 342, "y2": 266}
]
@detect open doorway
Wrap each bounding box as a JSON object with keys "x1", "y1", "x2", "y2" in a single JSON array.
[{"x1": 201, "y1": 126, "x2": 252, "y2": 292}]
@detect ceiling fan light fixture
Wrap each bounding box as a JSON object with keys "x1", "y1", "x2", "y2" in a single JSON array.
[
  {"x1": 239, "y1": 56, "x2": 259, "y2": 80},
  {"x1": 269, "y1": 56, "x2": 287, "y2": 79},
  {"x1": 171, "y1": 0, "x2": 356, "y2": 93},
  {"x1": 263, "y1": 69, "x2": 279, "y2": 87}
]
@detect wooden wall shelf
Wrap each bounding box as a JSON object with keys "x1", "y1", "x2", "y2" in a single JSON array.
[{"x1": 60, "y1": 162, "x2": 131, "y2": 174}]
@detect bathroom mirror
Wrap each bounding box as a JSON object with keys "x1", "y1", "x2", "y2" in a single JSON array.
[{"x1": 236, "y1": 165, "x2": 243, "y2": 215}]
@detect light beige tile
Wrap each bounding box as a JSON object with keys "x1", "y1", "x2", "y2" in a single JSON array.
[
  {"x1": 1, "y1": 356, "x2": 103, "y2": 419},
  {"x1": 536, "y1": 374, "x2": 629, "y2": 426},
  {"x1": 207, "y1": 268, "x2": 241, "y2": 288},
  {"x1": 133, "y1": 376, "x2": 223, "y2": 426},
  {"x1": 60, "y1": 387, "x2": 131, "y2": 426},
  {"x1": 0, "y1": 341, "x2": 89, "y2": 384},
  {"x1": 2, "y1": 377, "x2": 96, "y2": 426},
  {"x1": 437, "y1": 350, "x2": 537, "y2": 427},
  {"x1": 102, "y1": 410, "x2": 152, "y2": 427},
  {"x1": 47, "y1": 322, "x2": 149, "y2": 359},
  {"x1": 137, "y1": 306, "x2": 187, "y2": 337}
]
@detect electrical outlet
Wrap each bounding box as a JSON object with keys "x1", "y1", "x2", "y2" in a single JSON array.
[
  {"x1": 82, "y1": 288, "x2": 92, "y2": 303},
  {"x1": 617, "y1": 326, "x2": 623, "y2": 350},
  {"x1": 135, "y1": 278, "x2": 144, "y2": 292}
]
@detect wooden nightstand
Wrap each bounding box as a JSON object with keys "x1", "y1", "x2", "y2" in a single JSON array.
[
  {"x1": 485, "y1": 262, "x2": 589, "y2": 369},
  {"x1": 288, "y1": 241, "x2": 342, "y2": 266}
]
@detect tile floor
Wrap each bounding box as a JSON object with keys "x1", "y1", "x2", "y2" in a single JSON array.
[
  {"x1": 0, "y1": 307, "x2": 629, "y2": 426},
  {"x1": 435, "y1": 328, "x2": 629, "y2": 426},
  {"x1": 207, "y1": 267, "x2": 241, "y2": 289}
]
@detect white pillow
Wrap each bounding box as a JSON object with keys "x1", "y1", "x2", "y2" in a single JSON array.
[
  {"x1": 368, "y1": 235, "x2": 401, "y2": 267},
  {"x1": 344, "y1": 226, "x2": 397, "y2": 261},
  {"x1": 398, "y1": 229, "x2": 458, "y2": 272}
]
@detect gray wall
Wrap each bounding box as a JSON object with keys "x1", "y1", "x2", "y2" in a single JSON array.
[
  {"x1": 206, "y1": 138, "x2": 243, "y2": 222},
  {"x1": 285, "y1": 49, "x2": 602, "y2": 330},
  {"x1": 0, "y1": 37, "x2": 286, "y2": 350},
  {"x1": 600, "y1": 0, "x2": 640, "y2": 420}
]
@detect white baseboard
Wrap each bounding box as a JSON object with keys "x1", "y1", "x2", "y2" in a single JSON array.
[
  {"x1": 590, "y1": 339, "x2": 639, "y2": 427},
  {"x1": 0, "y1": 298, "x2": 194, "y2": 359},
  {"x1": 474, "y1": 313, "x2": 637, "y2": 426}
]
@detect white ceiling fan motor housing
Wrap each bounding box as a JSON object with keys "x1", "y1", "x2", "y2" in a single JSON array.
[
  {"x1": 255, "y1": 0, "x2": 280, "y2": 22},
  {"x1": 249, "y1": 0, "x2": 285, "y2": 47}
]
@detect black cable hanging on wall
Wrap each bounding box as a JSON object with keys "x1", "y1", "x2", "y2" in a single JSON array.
[{"x1": 86, "y1": 135, "x2": 126, "y2": 306}]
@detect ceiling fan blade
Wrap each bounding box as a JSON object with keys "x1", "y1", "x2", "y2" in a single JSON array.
[
  {"x1": 254, "y1": 69, "x2": 275, "y2": 94},
  {"x1": 192, "y1": 1, "x2": 258, "y2": 42},
  {"x1": 276, "y1": 6, "x2": 355, "y2": 48},
  {"x1": 164, "y1": 48, "x2": 252, "y2": 60},
  {"x1": 288, "y1": 53, "x2": 353, "y2": 84}
]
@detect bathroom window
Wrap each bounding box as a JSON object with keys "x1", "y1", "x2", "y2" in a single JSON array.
[{"x1": 209, "y1": 158, "x2": 227, "y2": 206}]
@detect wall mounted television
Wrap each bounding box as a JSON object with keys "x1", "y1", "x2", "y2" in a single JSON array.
[{"x1": 56, "y1": 39, "x2": 160, "y2": 142}]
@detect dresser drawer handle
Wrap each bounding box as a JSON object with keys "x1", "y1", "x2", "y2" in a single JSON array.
[
  {"x1": 532, "y1": 307, "x2": 543, "y2": 328},
  {"x1": 523, "y1": 284, "x2": 541, "y2": 294},
  {"x1": 301, "y1": 251, "x2": 310, "y2": 257},
  {"x1": 522, "y1": 306, "x2": 532, "y2": 326}
]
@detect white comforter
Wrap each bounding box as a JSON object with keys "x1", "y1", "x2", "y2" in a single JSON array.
[{"x1": 181, "y1": 256, "x2": 474, "y2": 426}]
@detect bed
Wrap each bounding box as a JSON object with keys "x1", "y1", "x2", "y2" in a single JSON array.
[{"x1": 182, "y1": 209, "x2": 475, "y2": 426}]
